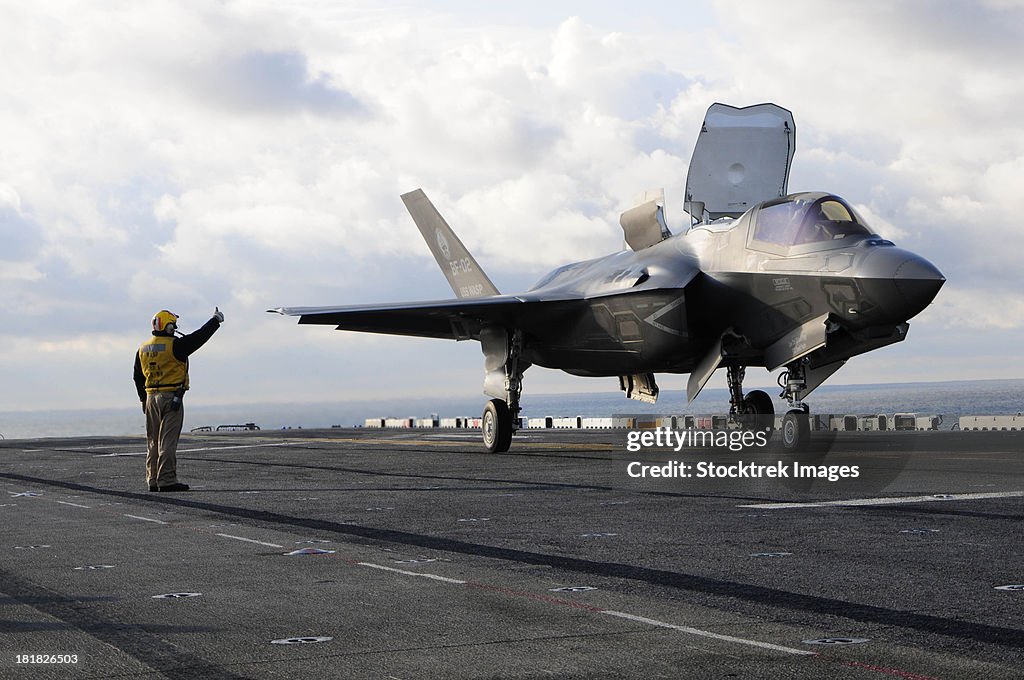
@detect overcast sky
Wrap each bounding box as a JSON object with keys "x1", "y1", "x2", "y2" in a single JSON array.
[{"x1": 2, "y1": 0, "x2": 1022, "y2": 413}]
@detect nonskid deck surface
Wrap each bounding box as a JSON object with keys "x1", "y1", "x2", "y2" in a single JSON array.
[{"x1": 1, "y1": 428, "x2": 1022, "y2": 679}]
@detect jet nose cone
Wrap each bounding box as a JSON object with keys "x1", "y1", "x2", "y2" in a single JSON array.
[
  {"x1": 893, "y1": 254, "x2": 945, "y2": 317},
  {"x1": 858, "y1": 248, "x2": 944, "y2": 323},
  {"x1": 894, "y1": 255, "x2": 944, "y2": 283}
]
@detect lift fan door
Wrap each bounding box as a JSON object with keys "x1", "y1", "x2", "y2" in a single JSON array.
[
  {"x1": 685, "y1": 103, "x2": 796, "y2": 222},
  {"x1": 620, "y1": 188, "x2": 671, "y2": 251}
]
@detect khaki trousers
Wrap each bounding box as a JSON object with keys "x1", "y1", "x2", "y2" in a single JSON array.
[{"x1": 145, "y1": 392, "x2": 184, "y2": 487}]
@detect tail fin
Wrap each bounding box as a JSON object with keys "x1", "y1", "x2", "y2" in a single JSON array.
[{"x1": 401, "y1": 188, "x2": 500, "y2": 299}]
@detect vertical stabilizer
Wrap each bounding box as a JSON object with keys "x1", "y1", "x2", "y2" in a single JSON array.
[{"x1": 401, "y1": 189, "x2": 500, "y2": 299}]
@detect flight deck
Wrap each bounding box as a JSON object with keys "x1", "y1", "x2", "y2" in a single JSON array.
[{"x1": 1, "y1": 428, "x2": 1022, "y2": 678}]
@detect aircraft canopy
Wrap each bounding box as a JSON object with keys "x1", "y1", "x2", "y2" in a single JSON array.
[{"x1": 751, "y1": 193, "x2": 872, "y2": 248}]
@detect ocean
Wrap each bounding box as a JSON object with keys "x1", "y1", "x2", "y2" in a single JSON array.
[{"x1": 1, "y1": 379, "x2": 1022, "y2": 441}]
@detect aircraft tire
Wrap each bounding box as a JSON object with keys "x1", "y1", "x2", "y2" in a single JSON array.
[
  {"x1": 781, "y1": 410, "x2": 810, "y2": 453},
  {"x1": 742, "y1": 389, "x2": 775, "y2": 435},
  {"x1": 482, "y1": 399, "x2": 513, "y2": 453}
]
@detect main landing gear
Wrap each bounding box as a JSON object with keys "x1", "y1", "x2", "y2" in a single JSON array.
[
  {"x1": 480, "y1": 329, "x2": 526, "y2": 453},
  {"x1": 482, "y1": 398, "x2": 513, "y2": 453},
  {"x1": 726, "y1": 365, "x2": 775, "y2": 436},
  {"x1": 778, "y1": 360, "x2": 811, "y2": 453}
]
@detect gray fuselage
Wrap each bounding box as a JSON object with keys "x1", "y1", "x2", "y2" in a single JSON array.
[{"x1": 521, "y1": 192, "x2": 944, "y2": 378}]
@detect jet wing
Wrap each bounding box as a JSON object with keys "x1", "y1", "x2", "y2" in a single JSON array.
[{"x1": 271, "y1": 295, "x2": 551, "y2": 340}]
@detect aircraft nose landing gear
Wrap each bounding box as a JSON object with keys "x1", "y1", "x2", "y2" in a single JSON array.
[
  {"x1": 780, "y1": 408, "x2": 810, "y2": 452},
  {"x1": 778, "y1": 361, "x2": 811, "y2": 452}
]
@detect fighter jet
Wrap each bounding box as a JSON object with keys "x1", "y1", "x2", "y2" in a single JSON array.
[{"x1": 272, "y1": 103, "x2": 944, "y2": 452}]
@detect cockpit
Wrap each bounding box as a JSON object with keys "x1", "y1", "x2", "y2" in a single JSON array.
[{"x1": 749, "y1": 193, "x2": 873, "y2": 250}]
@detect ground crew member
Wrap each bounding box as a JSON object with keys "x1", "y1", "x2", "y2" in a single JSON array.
[{"x1": 133, "y1": 308, "x2": 223, "y2": 491}]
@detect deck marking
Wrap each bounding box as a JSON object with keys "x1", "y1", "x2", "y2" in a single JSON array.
[
  {"x1": 124, "y1": 514, "x2": 168, "y2": 524},
  {"x1": 354, "y1": 563, "x2": 812, "y2": 656},
  {"x1": 738, "y1": 490, "x2": 1024, "y2": 509},
  {"x1": 215, "y1": 533, "x2": 284, "y2": 548},
  {"x1": 97, "y1": 442, "x2": 304, "y2": 457},
  {"x1": 299, "y1": 437, "x2": 618, "y2": 451},
  {"x1": 57, "y1": 500, "x2": 91, "y2": 508},
  {"x1": 358, "y1": 561, "x2": 467, "y2": 584},
  {"x1": 602, "y1": 610, "x2": 816, "y2": 656}
]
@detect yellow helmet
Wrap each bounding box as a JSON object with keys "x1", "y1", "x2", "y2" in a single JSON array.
[{"x1": 152, "y1": 310, "x2": 178, "y2": 333}]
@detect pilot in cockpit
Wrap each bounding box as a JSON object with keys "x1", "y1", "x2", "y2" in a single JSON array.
[
  {"x1": 754, "y1": 195, "x2": 871, "y2": 248},
  {"x1": 796, "y1": 199, "x2": 866, "y2": 244}
]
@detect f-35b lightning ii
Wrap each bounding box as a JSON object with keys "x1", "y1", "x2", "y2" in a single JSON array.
[{"x1": 272, "y1": 103, "x2": 944, "y2": 452}]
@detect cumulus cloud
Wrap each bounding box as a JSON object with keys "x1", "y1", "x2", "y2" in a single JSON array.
[
  {"x1": 0, "y1": 184, "x2": 43, "y2": 263},
  {"x1": 711, "y1": 0, "x2": 1023, "y2": 287},
  {"x1": 188, "y1": 50, "x2": 367, "y2": 116},
  {"x1": 0, "y1": 1, "x2": 1022, "y2": 411},
  {"x1": 931, "y1": 286, "x2": 1024, "y2": 331}
]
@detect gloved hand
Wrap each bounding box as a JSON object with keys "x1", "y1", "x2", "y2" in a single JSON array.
[{"x1": 213, "y1": 306, "x2": 224, "y2": 323}]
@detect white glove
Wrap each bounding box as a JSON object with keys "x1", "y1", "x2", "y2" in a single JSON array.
[{"x1": 213, "y1": 307, "x2": 224, "y2": 323}]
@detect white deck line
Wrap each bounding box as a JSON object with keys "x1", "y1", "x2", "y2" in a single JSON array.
[
  {"x1": 124, "y1": 514, "x2": 168, "y2": 524},
  {"x1": 57, "y1": 500, "x2": 91, "y2": 508},
  {"x1": 738, "y1": 490, "x2": 1024, "y2": 509},
  {"x1": 603, "y1": 610, "x2": 816, "y2": 656},
  {"x1": 96, "y1": 442, "x2": 305, "y2": 457},
  {"x1": 215, "y1": 533, "x2": 284, "y2": 548},
  {"x1": 358, "y1": 562, "x2": 467, "y2": 584},
  {"x1": 353, "y1": 560, "x2": 814, "y2": 657}
]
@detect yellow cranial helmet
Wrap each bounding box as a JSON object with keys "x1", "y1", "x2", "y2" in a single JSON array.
[{"x1": 152, "y1": 310, "x2": 179, "y2": 333}]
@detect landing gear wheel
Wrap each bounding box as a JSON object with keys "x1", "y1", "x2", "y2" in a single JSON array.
[
  {"x1": 781, "y1": 409, "x2": 810, "y2": 453},
  {"x1": 482, "y1": 398, "x2": 513, "y2": 453},
  {"x1": 741, "y1": 389, "x2": 775, "y2": 436}
]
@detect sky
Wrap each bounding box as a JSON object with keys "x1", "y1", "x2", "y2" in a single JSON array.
[{"x1": 1, "y1": 0, "x2": 1023, "y2": 412}]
